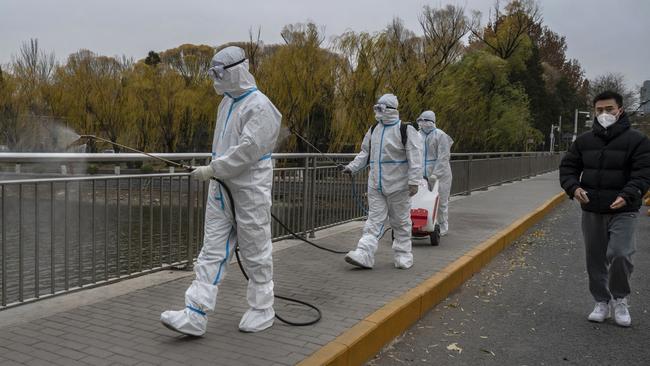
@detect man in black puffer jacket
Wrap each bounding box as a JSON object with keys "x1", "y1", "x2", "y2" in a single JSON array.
[{"x1": 560, "y1": 90, "x2": 650, "y2": 328}]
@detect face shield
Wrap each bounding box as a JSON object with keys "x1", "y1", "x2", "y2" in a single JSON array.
[
  {"x1": 416, "y1": 117, "x2": 436, "y2": 133},
  {"x1": 373, "y1": 103, "x2": 397, "y2": 114},
  {"x1": 208, "y1": 58, "x2": 247, "y2": 81},
  {"x1": 373, "y1": 104, "x2": 399, "y2": 124}
]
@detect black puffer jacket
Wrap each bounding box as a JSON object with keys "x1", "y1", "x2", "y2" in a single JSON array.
[{"x1": 559, "y1": 113, "x2": 650, "y2": 213}]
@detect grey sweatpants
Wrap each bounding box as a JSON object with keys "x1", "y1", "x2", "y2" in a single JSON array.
[{"x1": 582, "y1": 211, "x2": 638, "y2": 303}]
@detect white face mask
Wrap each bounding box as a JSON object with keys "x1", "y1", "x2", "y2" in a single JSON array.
[
  {"x1": 374, "y1": 108, "x2": 399, "y2": 124},
  {"x1": 417, "y1": 120, "x2": 435, "y2": 133},
  {"x1": 597, "y1": 112, "x2": 617, "y2": 128},
  {"x1": 213, "y1": 81, "x2": 224, "y2": 95}
]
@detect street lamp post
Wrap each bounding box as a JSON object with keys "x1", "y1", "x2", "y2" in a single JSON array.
[
  {"x1": 549, "y1": 124, "x2": 560, "y2": 153},
  {"x1": 558, "y1": 116, "x2": 562, "y2": 151},
  {"x1": 573, "y1": 109, "x2": 591, "y2": 142}
]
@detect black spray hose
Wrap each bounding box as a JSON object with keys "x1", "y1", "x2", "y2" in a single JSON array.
[
  {"x1": 270, "y1": 212, "x2": 348, "y2": 254},
  {"x1": 349, "y1": 173, "x2": 369, "y2": 216},
  {"x1": 212, "y1": 177, "x2": 323, "y2": 326},
  {"x1": 288, "y1": 127, "x2": 379, "y2": 232},
  {"x1": 233, "y1": 249, "x2": 322, "y2": 326},
  {"x1": 77, "y1": 134, "x2": 330, "y2": 325}
]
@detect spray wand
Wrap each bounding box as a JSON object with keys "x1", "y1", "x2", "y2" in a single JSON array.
[{"x1": 72, "y1": 135, "x2": 193, "y2": 171}]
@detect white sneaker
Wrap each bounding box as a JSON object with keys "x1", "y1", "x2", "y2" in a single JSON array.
[
  {"x1": 161, "y1": 306, "x2": 207, "y2": 336},
  {"x1": 612, "y1": 298, "x2": 631, "y2": 327},
  {"x1": 587, "y1": 302, "x2": 610, "y2": 323}
]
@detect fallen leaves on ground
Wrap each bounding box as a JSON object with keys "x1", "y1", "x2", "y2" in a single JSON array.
[
  {"x1": 480, "y1": 348, "x2": 496, "y2": 356},
  {"x1": 447, "y1": 343, "x2": 463, "y2": 354}
]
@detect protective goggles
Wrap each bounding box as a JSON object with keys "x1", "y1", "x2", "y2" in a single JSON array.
[
  {"x1": 416, "y1": 118, "x2": 435, "y2": 124},
  {"x1": 373, "y1": 104, "x2": 397, "y2": 113},
  {"x1": 208, "y1": 58, "x2": 247, "y2": 81}
]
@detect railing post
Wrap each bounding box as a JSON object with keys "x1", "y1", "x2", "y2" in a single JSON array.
[
  {"x1": 310, "y1": 157, "x2": 317, "y2": 238},
  {"x1": 302, "y1": 157, "x2": 310, "y2": 237},
  {"x1": 1, "y1": 185, "x2": 6, "y2": 307},
  {"x1": 18, "y1": 184, "x2": 23, "y2": 301},
  {"x1": 186, "y1": 175, "x2": 194, "y2": 269},
  {"x1": 464, "y1": 155, "x2": 472, "y2": 195}
]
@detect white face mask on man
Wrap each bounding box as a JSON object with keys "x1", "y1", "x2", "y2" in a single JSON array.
[{"x1": 597, "y1": 112, "x2": 618, "y2": 129}]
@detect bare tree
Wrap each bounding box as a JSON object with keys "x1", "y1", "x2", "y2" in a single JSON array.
[
  {"x1": 246, "y1": 26, "x2": 263, "y2": 74},
  {"x1": 419, "y1": 5, "x2": 478, "y2": 81},
  {"x1": 12, "y1": 38, "x2": 56, "y2": 83},
  {"x1": 281, "y1": 23, "x2": 326, "y2": 47},
  {"x1": 470, "y1": 0, "x2": 542, "y2": 60},
  {"x1": 589, "y1": 73, "x2": 637, "y2": 110}
]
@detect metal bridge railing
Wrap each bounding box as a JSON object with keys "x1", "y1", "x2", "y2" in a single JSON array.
[{"x1": 0, "y1": 152, "x2": 560, "y2": 309}]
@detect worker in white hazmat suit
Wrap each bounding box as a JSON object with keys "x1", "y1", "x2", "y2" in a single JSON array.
[
  {"x1": 339, "y1": 94, "x2": 423, "y2": 269},
  {"x1": 417, "y1": 110, "x2": 453, "y2": 236},
  {"x1": 160, "y1": 46, "x2": 282, "y2": 335}
]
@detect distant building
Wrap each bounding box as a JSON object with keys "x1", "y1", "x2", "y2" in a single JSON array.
[{"x1": 641, "y1": 80, "x2": 650, "y2": 114}]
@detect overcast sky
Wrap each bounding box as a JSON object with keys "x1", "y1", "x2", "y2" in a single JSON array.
[{"x1": 1, "y1": 0, "x2": 648, "y2": 90}]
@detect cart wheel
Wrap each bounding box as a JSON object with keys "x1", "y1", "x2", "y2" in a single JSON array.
[{"x1": 430, "y1": 225, "x2": 441, "y2": 246}]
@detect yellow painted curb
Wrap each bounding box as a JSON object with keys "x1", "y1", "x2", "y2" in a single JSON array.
[{"x1": 298, "y1": 192, "x2": 567, "y2": 366}]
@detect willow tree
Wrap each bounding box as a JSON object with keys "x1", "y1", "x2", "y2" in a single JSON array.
[
  {"x1": 432, "y1": 51, "x2": 540, "y2": 152},
  {"x1": 330, "y1": 31, "x2": 392, "y2": 151},
  {"x1": 381, "y1": 18, "x2": 422, "y2": 122},
  {"x1": 85, "y1": 56, "x2": 134, "y2": 148},
  {"x1": 415, "y1": 4, "x2": 477, "y2": 112},
  {"x1": 2, "y1": 39, "x2": 57, "y2": 150},
  {"x1": 11, "y1": 38, "x2": 55, "y2": 116},
  {"x1": 160, "y1": 44, "x2": 215, "y2": 87},
  {"x1": 50, "y1": 51, "x2": 134, "y2": 150},
  {"x1": 257, "y1": 22, "x2": 337, "y2": 152},
  {"x1": 0, "y1": 66, "x2": 21, "y2": 148}
]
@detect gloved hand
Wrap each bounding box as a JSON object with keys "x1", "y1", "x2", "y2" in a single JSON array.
[
  {"x1": 409, "y1": 184, "x2": 418, "y2": 197},
  {"x1": 338, "y1": 164, "x2": 352, "y2": 175},
  {"x1": 429, "y1": 174, "x2": 438, "y2": 184},
  {"x1": 190, "y1": 165, "x2": 215, "y2": 182}
]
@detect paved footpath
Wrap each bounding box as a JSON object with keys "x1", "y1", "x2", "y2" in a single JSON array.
[
  {"x1": 369, "y1": 200, "x2": 650, "y2": 366},
  {"x1": 0, "y1": 172, "x2": 561, "y2": 366}
]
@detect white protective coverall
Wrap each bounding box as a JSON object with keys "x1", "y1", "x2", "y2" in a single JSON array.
[
  {"x1": 417, "y1": 110, "x2": 453, "y2": 236},
  {"x1": 343, "y1": 94, "x2": 423, "y2": 269},
  {"x1": 161, "y1": 46, "x2": 282, "y2": 335}
]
